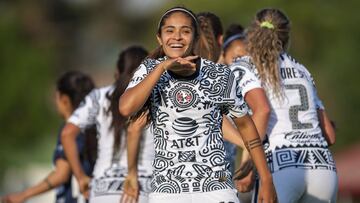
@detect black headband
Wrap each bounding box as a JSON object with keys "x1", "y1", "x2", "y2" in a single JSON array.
[
  {"x1": 222, "y1": 33, "x2": 246, "y2": 50},
  {"x1": 157, "y1": 8, "x2": 199, "y2": 32}
]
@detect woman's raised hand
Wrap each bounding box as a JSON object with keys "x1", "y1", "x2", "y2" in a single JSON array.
[{"x1": 162, "y1": 56, "x2": 198, "y2": 76}]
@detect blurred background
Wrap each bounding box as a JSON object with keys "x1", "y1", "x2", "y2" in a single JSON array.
[{"x1": 1, "y1": 0, "x2": 359, "y2": 202}]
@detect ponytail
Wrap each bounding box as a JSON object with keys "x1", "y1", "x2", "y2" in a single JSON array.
[
  {"x1": 194, "y1": 15, "x2": 221, "y2": 62},
  {"x1": 246, "y1": 8, "x2": 290, "y2": 99}
]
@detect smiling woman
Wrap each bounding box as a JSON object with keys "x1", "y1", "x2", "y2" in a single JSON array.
[
  {"x1": 157, "y1": 12, "x2": 195, "y2": 58},
  {"x1": 145, "y1": 7, "x2": 200, "y2": 77},
  {"x1": 119, "y1": 6, "x2": 277, "y2": 203}
]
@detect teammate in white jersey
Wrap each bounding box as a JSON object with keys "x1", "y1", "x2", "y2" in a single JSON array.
[
  {"x1": 1, "y1": 71, "x2": 95, "y2": 203},
  {"x1": 61, "y1": 46, "x2": 154, "y2": 203},
  {"x1": 222, "y1": 24, "x2": 272, "y2": 195},
  {"x1": 119, "y1": 6, "x2": 277, "y2": 203},
  {"x1": 222, "y1": 24, "x2": 247, "y2": 66},
  {"x1": 239, "y1": 8, "x2": 337, "y2": 203},
  {"x1": 196, "y1": 12, "x2": 246, "y2": 176},
  {"x1": 196, "y1": 15, "x2": 271, "y2": 197},
  {"x1": 195, "y1": 12, "x2": 223, "y2": 64}
]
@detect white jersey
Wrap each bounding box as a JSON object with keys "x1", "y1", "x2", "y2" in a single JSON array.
[
  {"x1": 127, "y1": 57, "x2": 248, "y2": 194},
  {"x1": 68, "y1": 85, "x2": 154, "y2": 199},
  {"x1": 234, "y1": 54, "x2": 336, "y2": 173},
  {"x1": 230, "y1": 57, "x2": 263, "y2": 99},
  {"x1": 224, "y1": 58, "x2": 263, "y2": 174}
]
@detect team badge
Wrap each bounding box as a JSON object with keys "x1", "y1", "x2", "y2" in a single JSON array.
[
  {"x1": 169, "y1": 84, "x2": 199, "y2": 108},
  {"x1": 176, "y1": 89, "x2": 192, "y2": 106}
]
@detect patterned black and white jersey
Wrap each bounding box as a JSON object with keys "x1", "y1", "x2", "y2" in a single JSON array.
[
  {"x1": 127, "y1": 57, "x2": 248, "y2": 194},
  {"x1": 223, "y1": 57, "x2": 263, "y2": 174},
  {"x1": 68, "y1": 85, "x2": 154, "y2": 197},
  {"x1": 234, "y1": 54, "x2": 336, "y2": 173}
]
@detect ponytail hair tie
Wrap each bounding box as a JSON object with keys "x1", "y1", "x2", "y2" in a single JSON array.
[{"x1": 260, "y1": 21, "x2": 275, "y2": 29}]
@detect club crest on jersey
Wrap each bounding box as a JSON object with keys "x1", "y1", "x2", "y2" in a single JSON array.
[
  {"x1": 176, "y1": 89, "x2": 192, "y2": 105},
  {"x1": 169, "y1": 84, "x2": 199, "y2": 108}
]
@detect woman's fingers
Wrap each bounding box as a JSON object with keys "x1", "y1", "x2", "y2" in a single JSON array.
[
  {"x1": 121, "y1": 190, "x2": 138, "y2": 203},
  {"x1": 257, "y1": 181, "x2": 278, "y2": 203},
  {"x1": 183, "y1": 55, "x2": 198, "y2": 61},
  {"x1": 234, "y1": 159, "x2": 254, "y2": 180},
  {"x1": 83, "y1": 190, "x2": 89, "y2": 200},
  {"x1": 139, "y1": 110, "x2": 149, "y2": 121},
  {"x1": 173, "y1": 60, "x2": 196, "y2": 72},
  {"x1": 162, "y1": 58, "x2": 179, "y2": 70},
  {"x1": 121, "y1": 193, "x2": 130, "y2": 203},
  {"x1": 176, "y1": 58, "x2": 195, "y2": 65}
]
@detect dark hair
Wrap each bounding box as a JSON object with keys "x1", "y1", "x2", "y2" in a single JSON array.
[
  {"x1": 247, "y1": 8, "x2": 290, "y2": 98},
  {"x1": 107, "y1": 45, "x2": 148, "y2": 156},
  {"x1": 56, "y1": 71, "x2": 97, "y2": 171},
  {"x1": 56, "y1": 71, "x2": 95, "y2": 109},
  {"x1": 222, "y1": 24, "x2": 245, "y2": 52},
  {"x1": 149, "y1": 6, "x2": 199, "y2": 59},
  {"x1": 195, "y1": 12, "x2": 224, "y2": 62},
  {"x1": 197, "y1": 12, "x2": 223, "y2": 39}
]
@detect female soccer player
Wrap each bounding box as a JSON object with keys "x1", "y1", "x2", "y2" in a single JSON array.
[
  {"x1": 221, "y1": 23, "x2": 273, "y2": 194},
  {"x1": 195, "y1": 12, "x2": 224, "y2": 63},
  {"x1": 222, "y1": 24, "x2": 247, "y2": 65},
  {"x1": 119, "y1": 6, "x2": 277, "y2": 203},
  {"x1": 61, "y1": 46, "x2": 154, "y2": 203},
  {"x1": 240, "y1": 8, "x2": 337, "y2": 203},
  {"x1": 1, "y1": 71, "x2": 95, "y2": 203},
  {"x1": 196, "y1": 14, "x2": 271, "y2": 195}
]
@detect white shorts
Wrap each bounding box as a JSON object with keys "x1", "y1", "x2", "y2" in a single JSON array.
[
  {"x1": 149, "y1": 189, "x2": 239, "y2": 203},
  {"x1": 89, "y1": 191, "x2": 149, "y2": 203},
  {"x1": 89, "y1": 176, "x2": 150, "y2": 203},
  {"x1": 89, "y1": 193, "x2": 120, "y2": 203},
  {"x1": 252, "y1": 168, "x2": 338, "y2": 203}
]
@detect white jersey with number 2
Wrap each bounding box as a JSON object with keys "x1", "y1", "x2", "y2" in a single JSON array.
[
  {"x1": 235, "y1": 54, "x2": 337, "y2": 203},
  {"x1": 234, "y1": 54, "x2": 336, "y2": 173}
]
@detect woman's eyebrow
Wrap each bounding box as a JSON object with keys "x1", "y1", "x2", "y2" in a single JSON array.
[
  {"x1": 180, "y1": 25, "x2": 192, "y2": 29},
  {"x1": 162, "y1": 25, "x2": 192, "y2": 29},
  {"x1": 162, "y1": 25, "x2": 175, "y2": 29}
]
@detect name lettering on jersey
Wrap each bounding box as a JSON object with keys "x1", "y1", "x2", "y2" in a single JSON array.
[
  {"x1": 171, "y1": 135, "x2": 201, "y2": 149},
  {"x1": 284, "y1": 131, "x2": 325, "y2": 144},
  {"x1": 280, "y1": 67, "x2": 306, "y2": 80}
]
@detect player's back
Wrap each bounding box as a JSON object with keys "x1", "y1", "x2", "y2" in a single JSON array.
[{"x1": 266, "y1": 53, "x2": 323, "y2": 140}]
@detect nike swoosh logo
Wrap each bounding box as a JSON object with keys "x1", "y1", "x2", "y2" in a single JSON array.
[{"x1": 175, "y1": 108, "x2": 191, "y2": 113}]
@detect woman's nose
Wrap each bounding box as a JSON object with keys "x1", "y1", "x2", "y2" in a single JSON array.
[{"x1": 173, "y1": 30, "x2": 182, "y2": 40}]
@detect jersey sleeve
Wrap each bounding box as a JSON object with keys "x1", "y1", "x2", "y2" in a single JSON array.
[
  {"x1": 68, "y1": 89, "x2": 100, "y2": 129},
  {"x1": 126, "y1": 62, "x2": 149, "y2": 89},
  {"x1": 231, "y1": 58, "x2": 262, "y2": 97},
  {"x1": 223, "y1": 69, "x2": 249, "y2": 119}
]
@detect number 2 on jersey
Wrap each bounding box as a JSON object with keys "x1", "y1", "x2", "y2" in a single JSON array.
[{"x1": 285, "y1": 84, "x2": 313, "y2": 130}]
